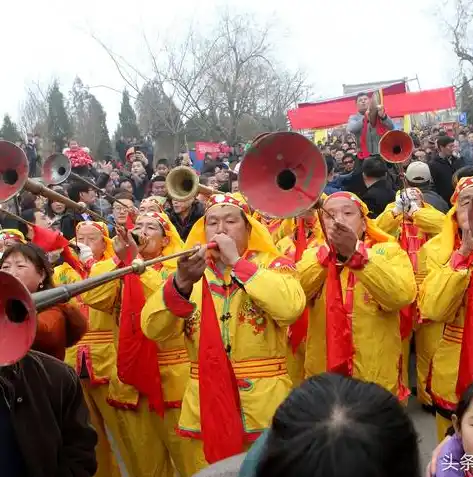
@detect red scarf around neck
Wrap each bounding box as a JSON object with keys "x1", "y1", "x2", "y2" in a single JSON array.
[
  {"x1": 117, "y1": 255, "x2": 164, "y2": 416},
  {"x1": 325, "y1": 248, "x2": 354, "y2": 375},
  {"x1": 358, "y1": 116, "x2": 389, "y2": 159},
  {"x1": 288, "y1": 218, "x2": 310, "y2": 352},
  {"x1": 199, "y1": 275, "x2": 244, "y2": 463}
]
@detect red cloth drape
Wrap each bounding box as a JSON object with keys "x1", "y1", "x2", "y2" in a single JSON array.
[
  {"x1": 198, "y1": 275, "x2": 244, "y2": 464},
  {"x1": 117, "y1": 255, "x2": 164, "y2": 416},
  {"x1": 325, "y1": 254, "x2": 353, "y2": 375}
]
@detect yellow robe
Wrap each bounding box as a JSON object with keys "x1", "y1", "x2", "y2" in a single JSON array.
[
  {"x1": 82, "y1": 257, "x2": 193, "y2": 477},
  {"x1": 297, "y1": 241, "x2": 416, "y2": 395},
  {"x1": 141, "y1": 251, "x2": 306, "y2": 472},
  {"x1": 53, "y1": 262, "x2": 121, "y2": 477},
  {"x1": 375, "y1": 204, "x2": 445, "y2": 405},
  {"x1": 418, "y1": 237, "x2": 470, "y2": 440}
]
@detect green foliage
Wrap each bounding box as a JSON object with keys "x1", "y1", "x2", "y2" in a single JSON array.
[
  {"x1": 118, "y1": 90, "x2": 140, "y2": 140},
  {"x1": 47, "y1": 80, "x2": 72, "y2": 151},
  {"x1": 0, "y1": 114, "x2": 22, "y2": 143},
  {"x1": 459, "y1": 76, "x2": 473, "y2": 125}
]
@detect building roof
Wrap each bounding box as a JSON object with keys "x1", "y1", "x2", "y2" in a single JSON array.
[{"x1": 342, "y1": 78, "x2": 408, "y2": 95}]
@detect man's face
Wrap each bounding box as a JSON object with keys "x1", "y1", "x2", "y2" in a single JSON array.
[
  {"x1": 139, "y1": 198, "x2": 162, "y2": 214},
  {"x1": 112, "y1": 199, "x2": 135, "y2": 225},
  {"x1": 356, "y1": 95, "x2": 370, "y2": 114},
  {"x1": 322, "y1": 197, "x2": 366, "y2": 239},
  {"x1": 414, "y1": 150, "x2": 426, "y2": 162},
  {"x1": 131, "y1": 160, "x2": 145, "y2": 175},
  {"x1": 456, "y1": 189, "x2": 473, "y2": 232},
  {"x1": 34, "y1": 210, "x2": 52, "y2": 229},
  {"x1": 205, "y1": 205, "x2": 250, "y2": 258},
  {"x1": 79, "y1": 188, "x2": 97, "y2": 205},
  {"x1": 151, "y1": 181, "x2": 167, "y2": 197},
  {"x1": 440, "y1": 142, "x2": 455, "y2": 156},
  {"x1": 76, "y1": 224, "x2": 106, "y2": 260},
  {"x1": 342, "y1": 156, "x2": 355, "y2": 172},
  {"x1": 215, "y1": 167, "x2": 229, "y2": 183},
  {"x1": 334, "y1": 151, "x2": 344, "y2": 162},
  {"x1": 156, "y1": 164, "x2": 169, "y2": 177},
  {"x1": 459, "y1": 133, "x2": 466, "y2": 142},
  {"x1": 133, "y1": 216, "x2": 168, "y2": 258},
  {"x1": 468, "y1": 133, "x2": 473, "y2": 145},
  {"x1": 172, "y1": 198, "x2": 193, "y2": 214},
  {"x1": 204, "y1": 153, "x2": 212, "y2": 162}
]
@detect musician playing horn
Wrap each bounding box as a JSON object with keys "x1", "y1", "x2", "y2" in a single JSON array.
[
  {"x1": 297, "y1": 192, "x2": 416, "y2": 397},
  {"x1": 141, "y1": 193, "x2": 306, "y2": 475},
  {"x1": 347, "y1": 92, "x2": 394, "y2": 158}
]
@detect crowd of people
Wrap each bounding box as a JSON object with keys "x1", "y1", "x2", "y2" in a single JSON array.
[{"x1": 3, "y1": 93, "x2": 473, "y2": 477}]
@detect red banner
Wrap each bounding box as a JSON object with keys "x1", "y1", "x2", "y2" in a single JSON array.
[
  {"x1": 288, "y1": 87, "x2": 456, "y2": 130},
  {"x1": 195, "y1": 142, "x2": 221, "y2": 161}
]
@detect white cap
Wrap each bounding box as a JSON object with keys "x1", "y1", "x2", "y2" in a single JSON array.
[{"x1": 405, "y1": 161, "x2": 431, "y2": 184}]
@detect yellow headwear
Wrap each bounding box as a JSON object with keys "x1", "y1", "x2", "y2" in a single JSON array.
[
  {"x1": 427, "y1": 176, "x2": 473, "y2": 264},
  {"x1": 185, "y1": 193, "x2": 281, "y2": 256},
  {"x1": 135, "y1": 212, "x2": 183, "y2": 269},
  {"x1": 324, "y1": 192, "x2": 394, "y2": 244},
  {"x1": 0, "y1": 229, "x2": 26, "y2": 244},
  {"x1": 75, "y1": 221, "x2": 115, "y2": 260}
]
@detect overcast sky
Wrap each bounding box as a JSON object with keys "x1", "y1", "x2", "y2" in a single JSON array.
[{"x1": 2, "y1": 0, "x2": 456, "y2": 135}]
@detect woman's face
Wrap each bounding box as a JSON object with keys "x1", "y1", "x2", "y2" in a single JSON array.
[
  {"x1": 1, "y1": 252, "x2": 46, "y2": 293},
  {"x1": 35, "y1": 196, "x2": 46, "y2": 210},
  {"x1": 454, "y1": 401, "x2": 473, "y2": 456},
  {"x1": 51, "y1": 201, "x2": 66, "y2": 214}
]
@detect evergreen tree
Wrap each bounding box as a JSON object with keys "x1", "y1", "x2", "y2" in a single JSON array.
[
  {"x1": 47, "y1": 80, "x2": 72, "y2": 152},
  {"x1": 0, "y1": 114, "x2": 22, "y2": 143},
  {"x1": 88, "y1": 95, "x2": 111, "y2": 160},
  {"x1": 118, "y1": 90, "x2": 140, "y2": 140},
  {"x1": 460, "y1": 76, "x2": 473, "y2": 125}
]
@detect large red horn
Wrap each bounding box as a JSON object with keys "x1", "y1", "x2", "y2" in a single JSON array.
[
  {"x1": 239, "y1": 132, "x2": 327, "y2": 218},
  {"x1": 379, "y1": 130, "x2": 414, "y2": 164},
  {"x1": 0, "y1": 141, "x2": 30, "y2": 203},
  {"x1": 0, "y1": 271, "x2": 37, "y2": 366}
]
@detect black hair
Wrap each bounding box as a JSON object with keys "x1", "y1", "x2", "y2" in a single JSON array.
[
  {"x1": 362, "y1": 155, "x2": 388, "y2": 179},
  {"x1": 449, "y1": 382, "x2": 473, "y2": 436},
  {"x1": 157, "y1": 158, "x2": 169, "y2": 166},
  {"x1": 151, "y1": 176, "x2": 166, "y2": 183},
  {"x1": 437, "y1": 136, "x2": 454, "y2": 148},
  {"x1": 111, "y1": 191, "x2": 134, "y2": 203},
  {"x1": 19, "y1": 191, "x2": 38, "y2": 210},
  {"x1": 453, "y1": 166, "x2": 473, "y2": 187},
  {"x1": 256, "y1": 373, "x2": 420, "y2": 477},
  {"x1": 18, "y1": 208, "x2": 39, "y2": 237},
  {"x1": 356, "y1": 92, "x2": 369, "y2": 101},
  {"x1": 45, "y1": 186, "x2": 68, "y2": 218},
  {"x1": 0, "y1": 242, "x2": 54, "y2": 291},
  {"x1": 68, "y1": 181, "x2": 92, "y2": 202},
  {"x1": 325, "y1": 156, "x2": 335, "y2": 175},
  {"x1": 343, "y1": 153, "x2": 355, "y2": 162}
]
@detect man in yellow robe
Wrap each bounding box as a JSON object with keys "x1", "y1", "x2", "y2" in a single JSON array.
[
  {"x1": 376, "y1": 187, "x2": 445, "y2": 408},
  {"x1": 419, "y1": 176, "x2": 473, "y2": 442},
  {"x1": 297, "y1": 191, "x2": 417, "y2": 396},
  {"x1": 59, "y1": 221, "x2": 121, "y2": 477},
  {"x1": 141, "y1": 193, "x2": 306, "y2": 475},
  {"x1": 81, "y1": 212, "x2": 196, "y2": 477}
]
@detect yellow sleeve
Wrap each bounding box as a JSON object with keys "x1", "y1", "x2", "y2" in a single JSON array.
[
  {"x1": 296, "y1": 246, "x2": 328, "y2": 301},
  {"x1": 374, "y1": 203, "x2": 401, "y2": 236},
  {"x1": 418, "y1": 252, "x2": 470, "y2": 323},
  {"x1": 411, "y1": 207, "x2": 445, "y2": 236},
  {"x1": 232, "y1": 257, "x2": 306, "y2": 325},
  {"x1": 141, "y1": 276, "x2": 191, "y2": 342},
  {"x1": 353, "y1": 242, "x2": 417, "y2": 312},
  {"x1": 80, "y1": 258, "x2": 121, "y2": 312},
  {"x1": 139, "y1": 268, "x2": 167, "y2": 299}
]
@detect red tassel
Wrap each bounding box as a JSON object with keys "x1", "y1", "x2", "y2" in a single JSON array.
[
  {"x1": 199, "y1": 276, "x2": 244, "y2": 464},
  {"x1": 325, "y1": 256, "x2": 353, "y2": 375},
  {"x1": 117, "y1": 251, "x2": 165, "y2": 416}
]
